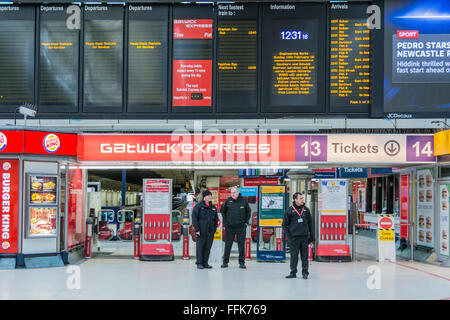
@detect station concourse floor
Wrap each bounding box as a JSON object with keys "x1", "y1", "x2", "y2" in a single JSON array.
[{"x1": 1, "y1": 238, "x2": 449, "y2": 300}]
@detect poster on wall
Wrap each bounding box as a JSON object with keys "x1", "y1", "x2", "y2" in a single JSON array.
[
  {"x1": 416, "y1": 168, "x2": 434, "y2": 248},
  {"x1": 258, "y1": 185, "x2": 285, "y2": 227},
  {"x1": 439, "y1": 184, "x2": 449, "y2": 257}
]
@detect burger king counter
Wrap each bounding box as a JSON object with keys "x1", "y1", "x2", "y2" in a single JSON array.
[{"x1": 0, "y1": 129, "x2": 82, "y2": 269}]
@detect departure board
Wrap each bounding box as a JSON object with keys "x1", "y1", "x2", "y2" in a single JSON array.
[
  {"x1": 39, "y1": 5, "x2": 79, "y2": 113},
  {"x1": 83, "y1": 5, "x2": 123, "y2": 112},
  {"x1": 128, "y1": 5, "x2": 168, "y2": 113},
  {"x1": 329, "y1": 3, "x2": 371, "y2": 113},
  {"x1": 261, "y1": 3, "x2": 326, "y2": 113},
  {"x1": 172, "y1": 5, "x2": 213, "y2": 112},
  {"x1": 217, "y1": 3, "x2": 257, "y2": 113},
  {"x1": 0, "y1": 5, "x2": 34, "y2": 111}
]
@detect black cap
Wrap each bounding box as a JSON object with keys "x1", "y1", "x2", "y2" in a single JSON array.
[{"x1": 202, "y1": 190, "x2": 212, "y2": 198}]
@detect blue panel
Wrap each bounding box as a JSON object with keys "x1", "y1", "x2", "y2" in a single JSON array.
[
  {"x1": 24, "y1": 255, "x2": 64, "y2": 269},
  {"x1": 0, "y1": 257, "x2": 16, "y2": 269}
]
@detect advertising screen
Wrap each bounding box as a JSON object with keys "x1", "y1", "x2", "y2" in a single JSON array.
[
  {"x1": 127, "y1": 5, "x2": 168, "y2": 113},
  {"x1": 172, "y1": 5, "x2": 213, "y2": 111},
  {"x1": 329, "y1": 3, "x2": 371, "y2": 113},
  {"x1": 0, "y1": 5, "x2": 34, "y2": 112},
  {"x1": 261, "y1": 3, "x2": 326, "y2": 113},
  {"x1": 83, "y1": 5, "x2": 123, "y2": 112},
  {"x1": 384, "y1": 0, "x2": 450, "y2": 117},
  {"x1": 39, "y1": 5, "x2": 80, "y2": 113},
  {"x1": 216, "y1": 3, "x2": 257, "y2": 113}
]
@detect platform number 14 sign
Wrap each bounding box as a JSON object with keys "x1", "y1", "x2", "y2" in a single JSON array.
[{"x1": 406, "y1": 136, "x2": 435, "y2": 162}]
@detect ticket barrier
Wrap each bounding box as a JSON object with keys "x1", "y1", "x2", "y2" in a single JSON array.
[
  {"x1": 85, "y1": 208, "x2": 99, "y2": 258},
  {"x1": 182, "y1": 208, "x2": 190, "y2": 260}
]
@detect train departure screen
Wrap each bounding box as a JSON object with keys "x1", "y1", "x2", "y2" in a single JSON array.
[
  {"x1": 217, "y1": 3, "x2": 257, "y2": 112},
  {"x1": 172, "y1": 5, "x2": 213, "y2": 110},
  {"x1": 128, "y1": 5, "x2": 168, "y2": 112},
  {"x1": 39, "y1": 5, "x2": 79, "y2": 112},
  {"x1": 329, "y1": 3, "x2": 371, "y2": 113},
  {"x1": 0, "y1": 5, "x2": 34, "y2": 110},
  {"x1": 262, "y1": 3, "x2": 326, "y2": 113},
  {"x1": 83, "y1": 5, "x2": 123, "y2": 112}
]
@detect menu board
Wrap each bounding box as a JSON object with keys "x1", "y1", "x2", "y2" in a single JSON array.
[
  {"x1": 127, "y1": 5, "x2": 168, "y2": 113},
  {"x1": 216, "y1": 3, "x2": 257, "y2": 113},
  {"x1": 439, "y1": 184, "x2": 449, "y2": 257},
  {"x1": 30, "y1": 175, "x2": 58, "y2": 205},
  {"x1": 416, "y1": 169, "x2": 434, "y2": 248},
  {"x1": 0, "y1": 5, "x2": 34, "y2": 111},
  {"x1": 261, "y1": 3, "x2": 326, "y2": 113},
  {"x1": 172, "y1": 5, "x2": 213, "y2": 111},
  {"x1": 83, "y1": 5, "x2": 123, "y2": 112},
  {"x1": 329, "y1": 3, "x2": 371, "y2": 113},
  {"x1": 28, "y1": 174, "x2": 58, "y2": 238},
  {"x1": 39, "y1": 5, "x2": 79, "y2": 113}
]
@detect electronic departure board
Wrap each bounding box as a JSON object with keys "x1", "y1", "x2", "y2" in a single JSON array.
[
  {"x1": 217, "y1": 3, "x2": 257, "y2": 113},
  {"x1": 329, "y1": 3, "x2": 371, "y2": 113},
  {"x1": 261, "y1": 3, "x2": 326, "y2": 113},
  {"x1": 39, "y1": 5, "x2": 80, "y2": 113},
  {"x1": 0, "y1": 5, "x2": 34, "y2": 112},
  {"x1": 172, "y1": 5, "x2": 213, "y2": 112},
  {"x1": 128, "y1": 5, "x2": 168, "y2": 113},
  {"x1": 83, "y1": 5, "x2": 123, "y2": 112}
]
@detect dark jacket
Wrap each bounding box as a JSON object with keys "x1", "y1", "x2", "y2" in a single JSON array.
[
  {"x1": 221, "y1": 194, "x2": 251, "y2": 228},
  {"x1": 282, "y1": 202, "x2": 314, "y2": 242},
  {"x1": 192, "y1": 200, "x2": 219, "y2": 236}
]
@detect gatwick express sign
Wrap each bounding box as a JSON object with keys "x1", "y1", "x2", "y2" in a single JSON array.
[{"x1": 77, "y1": 134, "x2": 435, "y2": 164}]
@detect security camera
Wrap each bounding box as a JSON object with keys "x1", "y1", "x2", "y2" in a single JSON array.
[{"x1": 18, "y1": 105, "x2": 36, "y2": 118}]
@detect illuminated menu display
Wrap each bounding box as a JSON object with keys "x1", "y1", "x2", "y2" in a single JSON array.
[
  {"x1": 262, "y1": 3, "x2": 326, "y2": 113},
  {"x1": 39, "y1": 5, "x2": 79, "y2": 112},
  {"x1": 83, "y1": 5, "x2": 123, "y2": 112},
  {"x1": 329, "y1": 3, "x2": 371, "y2": 112},
  {"x1": 128, "y1": 5, "x2": 168, "y2": 113},
  {"x1": 217, "y1": 3, "x2": 257, "y2": 113},
  {"x1": 0, "y1": 5, "x2": 34, "y2": 110},
  {"x1": 172, "y1": 5, "x2": 213, "y2": 111}
]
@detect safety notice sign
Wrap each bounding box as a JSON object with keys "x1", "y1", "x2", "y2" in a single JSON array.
[{"x1": 377, "y1": 214, "x2": 396, "y2": 262}]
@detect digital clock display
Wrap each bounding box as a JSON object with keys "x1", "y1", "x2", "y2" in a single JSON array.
[{"x1": 280, "y1": 31, "x2": 309, "y2": 40}]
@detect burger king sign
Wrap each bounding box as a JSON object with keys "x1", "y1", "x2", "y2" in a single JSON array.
[{"x1": 43, "y1": 134, "x2": 60, "y2": 153}]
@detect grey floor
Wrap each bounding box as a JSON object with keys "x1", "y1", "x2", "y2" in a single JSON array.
[{"x1": 1, "y1": 236, "x2": 449, "y2": 300}]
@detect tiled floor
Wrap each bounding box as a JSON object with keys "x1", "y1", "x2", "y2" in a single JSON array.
[{"x1": 1, "y1": 237, "x2": 449, "y2": 300}]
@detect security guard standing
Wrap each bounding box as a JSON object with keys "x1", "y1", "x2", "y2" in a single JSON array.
[
  {"x1": 282, "y1": 192, "x2": 314, "y2": 279},
  {"x1": 192, "y1": 190, "x2": 219, "y2": 269},
  {"x1": 221, "y1": 187, "x2": 251, "y2": 269}
]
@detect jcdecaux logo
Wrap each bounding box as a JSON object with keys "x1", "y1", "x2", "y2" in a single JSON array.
[
  {"x1": 0, "y1": 132, "x2": 7, "y2": 151},
  {"x1": 43, "y1": 134, "x2": 60, "y2": 153}
]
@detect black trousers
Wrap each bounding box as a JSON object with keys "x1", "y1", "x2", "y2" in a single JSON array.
[
  {"x1": 196, "y1": 233, "x2": 214, "y2": 266},
  {"x1": 223, "y1": 225, "x2": 246, "y2": 265},
  {"x1": 289, "y1": 235, "x2": 309, "y2": 275}
]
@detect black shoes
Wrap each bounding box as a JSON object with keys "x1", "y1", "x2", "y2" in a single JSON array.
[
  {"x1": 204, "y1": 264, "x2": 213, "y2": 269},
  {"x1": 221, "y1": 263, "x2": 228, "y2": 268},
  {"x1": 285, "y1": 273, "x2": 296, "y2": 279},
  {"x1": 239, "y1": 264, "x2": 246, "y2": 269},
  {"x1": 197, "y1": 264, "x2": 204, "y2": 269},
  {"x1": 302, "y1": 274, "x2": 308, "y2": 279}
]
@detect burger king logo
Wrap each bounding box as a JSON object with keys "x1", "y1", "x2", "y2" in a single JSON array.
[
  {"x1": 1, "y1": 241, "x2": 10, "y2": 250},
  {"x1": 2, "y1": 162, "x2": 11, "y2": 171},
  {"x1": 43, "y1": 134, "x2": 60, "y2": 153},
  {"x1": 0, "y1": 132, "x2": 7, "y2": 151}
]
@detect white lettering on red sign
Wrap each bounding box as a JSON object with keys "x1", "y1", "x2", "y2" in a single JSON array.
[
  {"x1": 1, "y1": 172, "x2": 10, "y2": 240},
  {"x1": 397, "y1": 30, "x2": 419, "y2": 39}
]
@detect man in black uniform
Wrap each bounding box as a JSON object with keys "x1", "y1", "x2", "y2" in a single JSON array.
[
  {"x1": 221, "y1": 187, "x2": 251, "y2": 269},
  {"x1": 192, "y1": 190, "x2": 219, "y2": 269},
  {"x1": 282, "y1": 192, "x2": 314, "y2": 279}
]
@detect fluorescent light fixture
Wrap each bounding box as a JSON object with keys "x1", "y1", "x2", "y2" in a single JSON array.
[{"x1": 0, "y1": 2, "x2": 14, "y2": 4}]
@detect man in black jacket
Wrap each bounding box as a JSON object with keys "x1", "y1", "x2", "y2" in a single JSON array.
[
  {"x1": 192, "y1": 190, "x2": 219, "y2": 269},
  {"x1": 221, "y1": 187, "x2": 251, "y2": 269},
  {"x1": 282, "y1": 192, "x2": 314, "y2": 279}
]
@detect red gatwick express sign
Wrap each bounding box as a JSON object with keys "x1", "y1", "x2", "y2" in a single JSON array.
[{"x1": 78, "y1": 134, "x2": 296, "y2": 163}]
